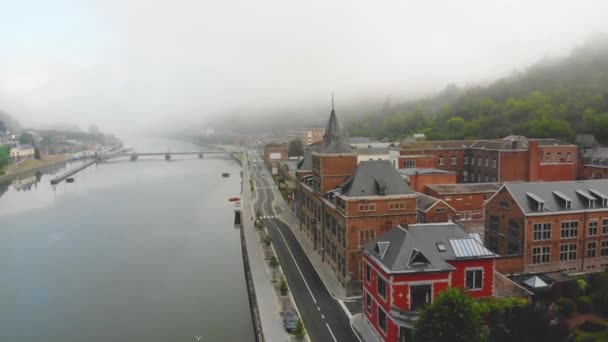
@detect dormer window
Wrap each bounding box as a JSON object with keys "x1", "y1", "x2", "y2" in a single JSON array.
[
  {"x1": 526, "y1": 192, "x2": 545, "y2": 212},
  {"x1": 553, "y1": 191, "x2": 572, "y2": 209},
  {"x1": 576, "y1": 190, "x2": 596, "y2": 208},
  {"x1": 408, "y1": 248, "x2": 431, "y2": 267}
]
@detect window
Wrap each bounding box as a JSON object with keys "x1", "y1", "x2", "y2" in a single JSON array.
[
  {"x1": 360, "y1": 229, "x2": 376, "y2": 246},
  {"x1": 561, "y1": 221, "x2": 579, "y2": 239},
  {"x1": 533, "y1": 223, "x2": 551, "y2": 241},
  {"x1": 485, "y1": 157, "x2": 489, "y2": 167},
  {"x1": 560, "y1": 243, "x2": 577, "y2": 261},
  {"x1": 377, "y1": 276, "x2": 387, "y2": 299},
  {"x1": 478, "y1": 157, "x2": 482, "y2": 166},
  {"x1": 492, "y1": 158, "x2": 497, "y2": 168},
  {"x1": 389, "y1": 202, "x2": 406, "y2": 210},
  {"x1": 499, "y1": 201, "x2": 510, "y2": 209},
  {"x1": 359, "y1": 203, "x2": 376, "y2": 212},
  {"x1": 365, "y1": 291, "x2": 372, "y2": 313},
  {"x1": 451, "y1": 156, "x2": 457, "y2": 165},
  {"x1": 508, "y1": 241, "x2": 520, "y2": 254},
  {"x1": 438, "y1": 156, "x2": 444, "y2": 166},
  {"x1": 485, "y1": 175, "x2": 489, "y2": 183},
  {"x1": 588, "y1": 242, "x2": 597, "y2": 258},
  {"x1": 489, "y1": 215, "x2": 499, "y2": 231},
  {"x1": 492, "y1": 176, "x2": 497, "y2": 182},
  {"x1": 567, "y1": 152, "x2": 572, "y2": 161},
  {"x1": 471, "y1": 173, "x2": 475, "y2": 182},
  {"x1": 435, "y1": 207, "x2": 446, "y2": 213},
  {"x1": 589, "y1": 220, "x2": 598, "y2": 236},
  {"x1": 545, "y1": 153, "x2": 551, "y2": 162},
  {"x1": 603, "y1": 219, "x2": 608, "y2": 235},
  {"x1": 532, "y1": 246, "x2": 550, "y2": 264},
  {"x1": 463, "y1": 170, "x2": 468, "y2": 182},
  {"x1": 464, "y1": 156, "x2": 469, "y2": 165},
  {"x1": 557, "y1": 152, "x2": 562, "y2": 161},
  {"x1": 602, "y1": 240, "x2": 608, "y2": 256},
  {"x1": 509, "y1": 220, "x2": 519, "y2": 238},
  {"x1": 365, "y1": 263, "x2": 371, "y2": 283},
  {"x1": 378, "y1": 307, "x2": 387, "y2": 332},
  {"x1": 405, "y1": 160, "x2": 415, "y2": 168},
  {"x1": 465, "y1": 269, "x2": 483, "y2": 290}
]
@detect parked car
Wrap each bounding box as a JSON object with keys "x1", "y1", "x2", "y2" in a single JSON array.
[{"x1": 282, "y1": 309, "x2": 299, "y2": 333}]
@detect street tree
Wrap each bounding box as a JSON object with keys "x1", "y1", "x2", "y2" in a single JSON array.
[
  {"x1": 288, "y1": 138, "x2": 304, "y2": 157},
  {"x1": 415, "y1": 287, "x2": 486, "y2": 342}
]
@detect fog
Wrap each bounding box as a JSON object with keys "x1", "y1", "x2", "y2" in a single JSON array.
[{"x1": 1, "y1": 0, "x2": 608, "y2": 134}]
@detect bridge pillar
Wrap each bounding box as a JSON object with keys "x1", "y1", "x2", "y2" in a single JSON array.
[
  {"x1": 198, "y1": 153, "x2": 204, "y2": 159},
  {"x1": 165, "y1": 153, "x2": 171, "y2": 160},
  {"x1": 130, "y1": 154, "x2": 138, "y2": 161}
]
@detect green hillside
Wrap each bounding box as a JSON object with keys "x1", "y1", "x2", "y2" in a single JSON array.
[{"x1": 349, "y1": 34, "x2": 608, "y2": 143}]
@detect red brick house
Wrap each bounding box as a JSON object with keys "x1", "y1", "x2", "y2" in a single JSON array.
[
  {"x1": 578, "y1": 147, "x2": 608, "y2": 180},
  {"x1": 390, "y1": 136, "x2": 577, "y2": 183},
  {"x1": 398, "y1": 168, "x2": 457, "y2": 192},
  {"x1": 416, "y1": 193, "x2": 457, "y2": 223},
  {"x1": 263, "y1": 143, "x2": 288, "y2": 173},
  {"x1": 361, "y1": 223, "x2": 498, "y2": 341},
  {"x1": 484, "y1": 180, "x2": 608, "y2": 275},
  {"x1": 424, "y1": 183, "x2": 502, "y2": 221}
]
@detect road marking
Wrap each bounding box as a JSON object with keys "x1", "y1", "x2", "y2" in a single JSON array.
[
  {"x1": 338, "y1": 299, "x2": 353, "y2": 319},
  {"x1": 271, "y1": 222, "x2": 317, "y2": 304},
  {"x1": 326, "y1": 323, "x2": 338, "y2": 342},
  {"x1": 321, "y1": 314, "x2": 325, "y2": 319},
  {"x1": 317, "y1": 306, "x2": 320, "y2": 311}
]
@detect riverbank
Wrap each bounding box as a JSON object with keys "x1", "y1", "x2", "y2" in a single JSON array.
[{"x1": 0, "y1": 155, "x2": 72, "y2": 183}]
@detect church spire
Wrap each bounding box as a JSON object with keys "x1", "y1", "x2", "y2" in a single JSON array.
[{"x1": 321, "y1": 95, "x2": 354, "y2": 154}]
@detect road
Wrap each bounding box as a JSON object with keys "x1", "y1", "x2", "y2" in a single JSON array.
[{"x1": 248, "y1": 152, "x2": 358, "y2": 342}]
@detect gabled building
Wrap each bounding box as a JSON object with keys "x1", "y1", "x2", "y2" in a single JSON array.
[
  {"x1": 424, "y1": 183, "x2": 502, "y2": 221},
  {"x1": 296, "y1": 106, "x2": 418, "y2": 295},
  {"x1": 485, "y1": 180, "x2": 608, "y2": 275},
  {"x1": 578, "y1": 147, "x2": 608, "y2": 180},
  {"x1": 416, "y1": 193, "x2": 457, "y2": 223},
  {"x1": 361, "y1": 223, "x2": 500, "y2": 341},
  {"x1": 9, "y1": 144, "x2": 34, "y2": 162}
]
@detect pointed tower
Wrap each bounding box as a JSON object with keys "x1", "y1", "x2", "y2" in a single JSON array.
[{"x1": 312, "y1": 99, "x2": 358, "y2": 195}]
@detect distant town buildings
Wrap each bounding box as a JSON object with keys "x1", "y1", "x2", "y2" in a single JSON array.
[
  {"x1": 9, "y1": 144, "x2": 34, "y2": 162},
  {"x1": 424, "y1": 183, "x2": 502, "y2": 221},
  {"x1": 263, "y1": 143, "x2": 289, "y2": 175},
  {"x1": 578, "y1": 146, "x2": 608, "y2": 180},
  {"x1": 485, "y1": 180, "x2": 608, "y2": 275}
]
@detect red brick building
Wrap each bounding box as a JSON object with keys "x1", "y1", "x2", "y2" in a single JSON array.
[
  {"x1": 485, "y1": 180, "x2": 608, "y2": 275},
  {"x1": 424, "y1": 183, "x2": 502, "y2": 221},
  {"x1": 263, "y1": 143, "x2": 288, "y2": 172},
  {"x1": 578, "y1": 147, "x2": 608, "y2": 180},
  {"x1": 398, "y1": 168, "x2": 457, "y2": 192},
  {"x1": 416, "y1": 193, "x2": 457, "y2": 223},
  {"x1": 361, "y1": 223, "x2": 499, "y2": 341},
  {"x1": 390, "y1": 136, "x2": 577, "y2": 183},
  {"x1": 296, "y1": 107, "x2": 417, "y2": 295}
]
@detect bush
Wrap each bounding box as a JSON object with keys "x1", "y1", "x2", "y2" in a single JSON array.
[
  {"x1": 556, "y1": 298, "x2": 576, "y2": 317},
  {"x1": 263, "y1": 235, "x2": 272, "y2": 247},
  {"x1": 269, "y1": 256, "x2": 279, "y2": 268},
  {"x1": 591, "y1": 289, "x2": 608, "y2": 316},
  {"x1": 576, "y1": 296, "x2": 593, "y2": 313},
  {"x1": 280, "y1": 276, "x2": 289, "y2": 296},
  {"x1": 294, "y1": 319, "x2": 306, "y2": 340}
]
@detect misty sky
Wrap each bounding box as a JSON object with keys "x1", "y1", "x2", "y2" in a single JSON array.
[{"x1": 1, "y1": 0, "x2": 608, "y2": 133}]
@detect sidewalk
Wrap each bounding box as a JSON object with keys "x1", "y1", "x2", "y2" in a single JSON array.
[
  {"x1": 351, "y1": 314, "x2": 381, "y2": 342},
  {"x1": 242, "y1": 160, "x2": 291, "y2": 342},
  {"x1": 266, "y1": 174, "x2": 360, "y2": 301}
]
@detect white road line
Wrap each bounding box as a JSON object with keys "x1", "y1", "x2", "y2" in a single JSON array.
[
  {"x1": 272, "y1": 222, "x2": 317, "y2": 304},
  {"x1": 317, "y1": 306, "x2": 320, "y2": 311},
  {"x1": 321, "y1": 314, "x2": 325, "y2": 319},
  {"x1": 326, "y1": 323, "x2": 338, "y2": 342},
  {"x1": 338, "y1": 300, "x2": 353, "y2": 319}
]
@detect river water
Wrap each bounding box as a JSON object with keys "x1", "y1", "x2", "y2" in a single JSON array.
[{"x1": 0, "y1": 138, "x2": 253, "y2": 342}]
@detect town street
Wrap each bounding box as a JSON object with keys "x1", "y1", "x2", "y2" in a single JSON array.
[{"x1": 249, "y1": 153, "x2": 358, "y2": 342}]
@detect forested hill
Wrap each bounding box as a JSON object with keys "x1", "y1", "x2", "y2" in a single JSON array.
[{"x1": 349, "y1": 35, "x2": 608, "y2": 143}]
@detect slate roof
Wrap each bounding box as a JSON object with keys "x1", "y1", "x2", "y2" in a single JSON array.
[
  {"x1": 361, "y1": 223, "x2": 496, "y2": 274},
  {"x1": 582, "y1": 147, "x2": 608, "y2": 160},
  {"x1": 334, "y1": 160, "x2": 413, "y2": 197},
  {"x1": 320, "y1": 108, "x2": 354, "y2": 154},
  {"x1": 400, "y1": 136, "x2": 572, "y2": 151},
  {"x1": 398, "y1": 168, "x2": 456, "y2": 176},
  {"x1": 353, "y1": 147, "x2": 389, "y2": 155},
  {"x1": 575, "y1": 134, "x2": 600, "y2": 148},
  {"x1": 425, "y1": 183, "x2": 502, "y2": 194},
  {"x1": 416, "y1": 193, "x2": 440, "y2": 211},
  {"x1": 502, "y1": 179, "x2": 608, "y2": 215}
]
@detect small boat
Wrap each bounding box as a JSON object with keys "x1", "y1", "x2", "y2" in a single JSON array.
[
  {"x1": 66, "y1": 177, "x2": 75, "y2": 183},
  {"x1": 222, "y1": 173, "x2": 230, "y2": 177},
  {"x1": 228, "y1": 197, "x2": 240, "y2": 202}
]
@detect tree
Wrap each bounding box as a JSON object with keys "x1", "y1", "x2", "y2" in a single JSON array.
[
  {"x1": 269, "y1": 256, "x2": 279, "y2": 281},
  {"x1": 415, "y1": 288, "x2": 486, "y2": 342},
  {"x1": 280, "y1": 276, "x2": 289, "y2": 296},
  {"x1": 0, "y1": 120, "x2": 6, "y2": 133},
  {"x1": 288, "y1": 138, "x2": 304, "y2": 157},
  {"x1": 294, "y1": 319, "x2": 306, "y2": 340},
  {"x1": 34, "y1": 147, "x2": 41, "y2": 160},
  {"x1": 19, "y1": 133, "x2": 34, "y2": 145}
]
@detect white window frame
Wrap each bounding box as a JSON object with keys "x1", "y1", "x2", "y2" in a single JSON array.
[
  {"x1": 378, "y1": 307, "x2": 387, "y2": 333},
  {"x1": 365, "y1": 290, "x2": 372, "y2": 313},
  {"x1": 365, "y1": 262, "x2": 372, "y2": 284},
  {"x1": 451, "y1": 156, "x2": 457, "y2": 165},
  {"x1": 438, "y1": 157, "x2": 444, "y2": 166},
  {"x1": 532, "y1": 245, "x2": 551, "y2": 264},
  {"x1": 464, "y1": 156, "x2": 469, "y2": 165},
  {"x1": 589, "y1": 220, "x2": 599, "y2": 236},
  {"x1": 377, "y1": 274, "x2": 388, "y2": 300},
  {"x1": 465, "y1": 267, "x2": 484, "y2": 291}
]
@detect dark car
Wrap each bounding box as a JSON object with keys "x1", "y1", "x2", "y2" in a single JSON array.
[{"x1": 282, "y1": 309, "x2": 300, "y2": 332}]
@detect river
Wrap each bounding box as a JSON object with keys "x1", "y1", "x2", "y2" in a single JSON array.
[{"x1": 0, "y1": 137, "x2": 254, "y2": 342}]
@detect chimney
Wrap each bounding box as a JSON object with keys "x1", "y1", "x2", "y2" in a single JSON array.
[{"x1": 528, "y1": 140, "x2": 539, "y2": 181}]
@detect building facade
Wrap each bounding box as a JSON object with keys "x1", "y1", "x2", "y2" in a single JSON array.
[
  {"x1": 361, "y1": 223, "x2": 498, "y2": 341},
  {"x1": 10, "y1": 144, "x2": 34, "y2": 162},
  {"x1": 578, "y1": 147, "x2": 608, "y2": 180},
  {"x1": 485, "y1": 180, "x2": 608, "y2": 275},
  {"x1": 424, "y1": 183, "x2": 502, "y2": 221},
  {"x1": 390, "y1": 136, "x2": 577, "y2": 183},
  {"x1": 263, "y1": 143, "x2": 288, "y2": 173}
]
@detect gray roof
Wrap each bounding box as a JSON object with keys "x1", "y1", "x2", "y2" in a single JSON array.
[
  {"x1": 503, "y1": 179, "x2": 608, "y2": 215},
  {"x1": 398, "y1": 168, "x2": 456, "y2": 176},
  {"x1": 334, "y1": 160, "x2": 413, "y2": 197},
  {"x1": 353, "y1": 147, "x2": 389, "y2": 155},
  {"x1": 425, "y1": 183, "x2": 502, "y2": 194},
  {"x1": 320, "y1": 109, "x2": 355, "y2": 154},
  {"x1": 583, "y1": 147, "x2": 608, "y2": 160},
  {"x1": 361, "y1": 223, "x2": 496, "y2": 274},
  {"x1": 575, "y1": 134, "x2": 600, "y2": 148},
  {"x1": 297, "y1": 143, "x2": 322, "y2": 171},
  {"x1": 416, "y1": 193, "x2": 439, "y2": 211}
]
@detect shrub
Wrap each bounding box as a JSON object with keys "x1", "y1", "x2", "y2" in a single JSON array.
[
  {"x1": 556, "y1": 298, "x2": 576, "y2": 317},
  {"x1": 263, "y1": 235, "x2": 272, "y2": 247},
  {"x1": 269, "y1": 256, "x2": 279, "y2": 268},
  {"x1": 280, "y1": 276, "x2": 289, "y2": 295},
  {"x1": 294, "y1": 319, "x2": 306, "y2": 340},
  {"x1": 591, "y1": 289, "x2": 608, "y2": 316},
  {"x1": 576, "y1": 296, "x2": 593, "y2": 313}
]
